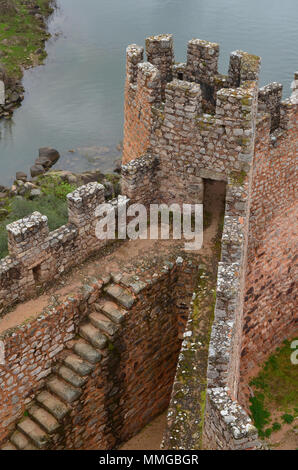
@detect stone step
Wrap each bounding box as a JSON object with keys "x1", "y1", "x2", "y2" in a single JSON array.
[
  {"x1": 28, "y1": 404, "x2": 60, "y2": 435},
  {"x1": 1, "y1": 442, "x2": 17, "y2": 450},
  {"x1": 47, "y1": 376, "x2": 82, "y2": 404},
  {"x1": 89, "y1": 311, "x2": 119, "y2": 336},
  {"x1": 57, "y1": 365, "x2": 88, "y2": 388},
  {"x1": 17, "y1": 418, "x2": 49, "y2": 449},
  {"x1": 10, "y1": 431, "x2": 31, "y2": 450},
  {"x1": 73, "y1": 341, "x2": 102, "y2": 364},
  {"x1": 23, "y1": 443, "x2": 38, "y2": 450},
  {"x1": 36, "y1": 391, "x2": 70, "y2": 422},
  {"x1": 79, "y1": 323, "x2": 107, "y2": 349},
  {"x1": 95, "y1": 299, "x2": 126, "y2": 324},
  {"x1": 105, "y1": 284, "x2": 135, "y2": 309},
  {"x1": 64, "y1": 354, "x2": 94, "y2": 376}
]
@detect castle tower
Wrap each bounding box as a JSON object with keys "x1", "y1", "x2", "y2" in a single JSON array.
[{"x1": 122, "y1": 34, "x2": 261, "y2": 205}]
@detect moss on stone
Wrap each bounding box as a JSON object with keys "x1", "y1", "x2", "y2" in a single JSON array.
[{"x1": 229, "y1": 170, "x2": 247, "y2": 186}]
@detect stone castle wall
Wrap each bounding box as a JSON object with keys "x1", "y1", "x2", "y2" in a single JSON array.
[
  {"x1": 0, "y1": 183, "x2": 127, "y2": 315},
  {"x1": 0, "y1": 33, "x2": 296, "y2": 450},
  {"x1": 122, "y1": 34, "x2": 297, "y2": 449},
  {"x1": 0, "y1": 256, "x2": 197, "y2": 447},
  {"x1": 240, "y1": 79, "x2": 298, "y2": 399},
  {"x1": 122, "y1": 34, "x2": 261, "y2": 208}
]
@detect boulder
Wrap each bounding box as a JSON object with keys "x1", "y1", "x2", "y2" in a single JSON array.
[
  {"x1": 113, "y1": 158, "x2": 122, "y2": 174},
  {"x1": 39, "y1": 147, "x2": 60, "y2": 165},
  {"x1": 104, "y1": 181, "x2": 114, "y2": 200},
  {"x1": 30, "y1": 188, "x2": 42, "y2": 198},
  {"x1": 35, "y1": 156, "x2": 54, "y2": 169},
  {"x1": 80, "y1": 170, "x2": 104, "y2": 185},
  {"x1": 30, "y1": 164, "x2": 45, "y2": 178},
  {"x1": 16, "y1": 171, "x2": 27, "y2": 182}
]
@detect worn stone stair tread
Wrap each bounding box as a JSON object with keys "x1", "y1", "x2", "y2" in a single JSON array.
[
  {"x1": 17, "y1": 418, "x2": 49, "y2": 449},
  {"x1": 79, "y1": 323, "x2": 107, "y2": 349},
  {"x1": 73, "y1": 341, "x2": 102, "y2": 364},
  {"x1": 23, "y1": 443, "x2": 38, "y2": 450},
  {"x1": 57, "y1": 365, "x2": 88, "y2": 388},
  {"x1": 89, "y1": 311, "x2": 119, "y2": 336},
  {"x1": 105, "y1": 284, "x2": 135, "y2": 309},
  {"x1": 10, "y1": 430, "x2": 31, "y2": 450},
  {"x1": 95, "y1": 299, "x2": 126, "y2": 324},
  {"x1": 28, "y1": 404, "x2": 60, "y2": 435},
  {"x1": 64, "y1": 354, "x2": 94, "y2": 376},
  {"x1": 1, "y1": 442, "x2": 17, "y2": 450},
  {"x1": 36, "y1": 391, "x2": 70, "y2": 422},
  {"x1": 47, "y1": 376, "x2": 82, "y2": 404}
]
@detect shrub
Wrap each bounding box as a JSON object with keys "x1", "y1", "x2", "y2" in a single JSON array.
[
  {"x1": 38, "y1": 174, "x2": 76, "y2": 200},
  {"x1": 281, "y1": 414, "x2": 294, "y2": 424},
  {"x1": 249, "y1": 394, "x2": 271, "y2": 436},
  {"x1": 272, "y1": 422, "x2": 281, "y2": 432}
]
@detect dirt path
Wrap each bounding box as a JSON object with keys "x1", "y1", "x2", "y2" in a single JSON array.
[{"x1": 119, "y1": 412, "x2": 167, "y2": 450}]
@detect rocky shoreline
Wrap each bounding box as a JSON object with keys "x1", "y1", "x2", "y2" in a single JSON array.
[
  {"x1": 0, "y1": 146, "x2": 121, "y2": 220},
  {"x1": 0, "y1": 0, "x2": 55, "y2": 119},
  {"x1": 0, "y1": 2, "x2": 122, "y2": 217}
]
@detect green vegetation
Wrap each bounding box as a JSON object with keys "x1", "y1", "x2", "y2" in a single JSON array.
[
  {"x1": 229, "y1": 170, "x2": 247, "y2": 186},
  {"x1": 0, "y1": 175, "x2": 76, "y2": 259},
  {"x1": 249, "y1": 338, "x2": 298, "y2": 439},
  {"x1": 249, "y1": 394, "x2": 271, "y2": 437},
  {"x1": 0, "y1": 0, "x2": 53, "y2": 80},
  {"x1": 281, "y1": 413, "x2": 294, "y2": 424},
  {"x1": 36, "y1": 174, "x2": 76, "y2": 200}
]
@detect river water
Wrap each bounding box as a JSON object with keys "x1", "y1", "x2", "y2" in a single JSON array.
[{"x1": 0, "y1": 0, "x2": 297, "y2": 186}]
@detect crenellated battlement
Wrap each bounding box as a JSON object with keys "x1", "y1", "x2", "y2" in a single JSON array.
[
  {"x1": 123, "y1": 34, "x2": 262, "y2": 167},
  {"x1": 0, "y1": 183, "x2": 127, "y2": 313}
]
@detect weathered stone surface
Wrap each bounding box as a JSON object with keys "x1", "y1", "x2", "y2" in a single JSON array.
[
  {"x1": 38, "y1": 147, "x2": 60, "y2": 165},
  {"x1": 64, "y1": 354, "x2": 94, "y2": 376},
  {"x1": 79, "y1": 323, "x2": 107, "y2": 350},
  {"x1": 73, "y1": 341, "x2": 102, "y2": 364},
  {"x1": 47, "y1": 377, "x2": 81, "y2": 404},
  {"x1": 57, "y1": 365, "x2": 87, "y2": 388},
  {"x1": 30, "y1": 164, "x2": 45, "y2": 178},
  {"x1": 17, "y1": 418, "x2": 49, "y2": 449},
  {"x1": 36, "y1": 391, "x2": 70, "y2": 422},
  {"x1": 95, "y1": 300, "x2": 126, "y2": 324},
  {"x1": 105, "y1": 284, "x2": 135, "y2": 309},
  {"x1": 10, "y1": 430, "x2": 31, "y2": 450},
  {"x1": 89, "y1": 311, "x2": 119, "y2": 336},
  {"x1": 28, "y1": 404, "x2": 60, "y2": 434}
]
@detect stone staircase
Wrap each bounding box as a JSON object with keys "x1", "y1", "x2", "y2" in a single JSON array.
[{"x1": 1, "y1": 282, "x2": 135, "y2": 450}]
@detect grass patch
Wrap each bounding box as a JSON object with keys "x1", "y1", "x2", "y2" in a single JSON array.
[
  {"x1": 37, "y1": 173, "x2": 76, "y2": 200},
  {"x1": 249, "y1": 338, "x2": 298, "y2": 439},
  {"x1": 0, "y1": 175, "x2": 75, "y2": 259},
  {"x1": 249, "y1": 394, "x2": 271, "y2": 437},
  {"x1": 229, "y1": 170, "x2": 247, "y2": 186},
  {"x1": 0, "y1": 0, "x2": 54, "y2": 80}
]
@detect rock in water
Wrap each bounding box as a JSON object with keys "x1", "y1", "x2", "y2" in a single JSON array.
[
  {"x1": 38, "y1": 147, "x2": 60, "y2": 165},
  {"x1": 16, "y1": 171, "x2": 27, "y2": 182},
  {"x1": 30, "y1": 165, "x2": 45, "y2": 178}
]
